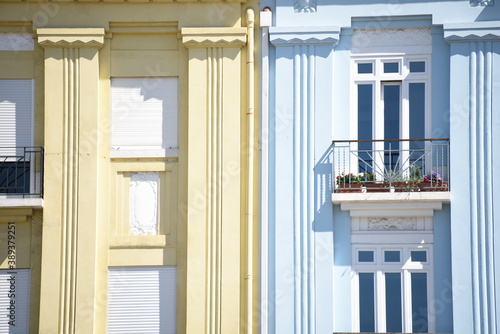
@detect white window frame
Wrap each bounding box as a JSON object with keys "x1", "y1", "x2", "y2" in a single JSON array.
[
  {"x1": 351, "y1": 240, "x2": 435, "y2": 333},
  {"x1": 349, "y1": 55, "x2": 432, "y2": 177}
]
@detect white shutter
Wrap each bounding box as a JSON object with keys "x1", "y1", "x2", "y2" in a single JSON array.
[
  {"x1": 107, "y1": 266, "x2": 177, "y2": 334},
  {"x1": 111, "y1": 78, "x2": 178, "y2": 157},
  {"x1": 0, "y1": 80, "x2": 34, "y2": 157},
  {"x1": 0, "y1": 269, "x2": 30, "y2": 334}
]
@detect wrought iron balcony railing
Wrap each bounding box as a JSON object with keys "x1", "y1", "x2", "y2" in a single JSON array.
[
  {"x1": 332, "y1": 139, "x2": 449, "y2": 193},
  {"x1": 0, "y1": 147, "x2": 44, "y2": 198}
]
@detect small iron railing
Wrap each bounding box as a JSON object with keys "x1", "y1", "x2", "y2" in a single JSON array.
[
  {"x1": 332, "y1": 139, "x2": 449, "y2": 193},
  {"x1": 0, "y1": 147, "x2": 44, "y2": 198}
]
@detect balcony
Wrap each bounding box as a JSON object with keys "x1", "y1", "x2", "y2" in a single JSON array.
[
  {"x1": 332, "y1": 139, "x2": 449, "y2": 194},
  {"x1": 0, "y1": 147, "x2": 44, "y2": 202}
]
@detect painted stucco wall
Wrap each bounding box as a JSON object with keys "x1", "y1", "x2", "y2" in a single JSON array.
[
  {"x1": 0, "y1": 1, "x2": 260, "y2": 333},
  {"x1": 260, "y1": 1, "x2": 500, "y2": 333}
]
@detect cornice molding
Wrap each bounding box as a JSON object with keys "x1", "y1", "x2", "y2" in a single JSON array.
[
  {"x1": 37, "y1": 28, "x2": 105, "y2": 48},
  {"x1": 444, "y1": 22, "x2": 500, "y2": 42},
  {"x1": 269, "y1": 26, "x2": 340, "y2": 46},
  {"x1": 181, "y1": 27, "x2": 247, "y2": 48}
]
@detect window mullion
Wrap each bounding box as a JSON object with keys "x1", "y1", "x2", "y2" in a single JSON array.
[
  {"x1": 376, "y1": 270, "x2": 385, "y2": 332},
  {"x1": 403, "y1": 269, "x2": 413, "y2": 333}
]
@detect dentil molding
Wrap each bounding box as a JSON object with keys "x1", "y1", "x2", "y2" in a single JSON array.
[
  {"x1": 269, "y1": 26, "x2": 340, "y2": 46},
  {"x1": 37, "y1": 28, "x2": 105, "y2": 48},
  {"x1": 444, "y1": 21, "x2": 500, "y2": 42},
  {"x1": 181, "y1": 27, "x2": 247, "y2": 48}
]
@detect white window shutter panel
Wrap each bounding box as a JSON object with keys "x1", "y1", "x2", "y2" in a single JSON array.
[
  {"x1": 0, "y1": 80, "x2": 34, "y2": 156},
  {"x1": 111, "y1": 78, "x2": 178, "y2": 155},
  {"x1": 107, "y1": 266, "x2": 177, "y2": 334},
  {"x1": 0, "y1": 270, "x2": 30, "y2": 334}
]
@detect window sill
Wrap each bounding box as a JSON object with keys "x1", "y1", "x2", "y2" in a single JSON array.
[
  {"x1": 110, "y1": 148, "x2": 178, "y2": 159},
  {"x1": 0, "y1": 197, "x2": 43, "y2": 208}
]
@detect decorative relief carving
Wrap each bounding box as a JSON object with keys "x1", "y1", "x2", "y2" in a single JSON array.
[
  {"x1": 294, "y1": 0, "x2": 317, "y2": 13},
  {"x1": 130, "y1": 172, "x2": 159, "y2": 235},
  {"x1": 0, "y1": 33, "x2": 34, "y2": 51},
  {"x1": 352, "y1": 28, "x2": 431, "y2": 48},
  {"x1": 367, "y1": 217, "x2": 417, "y2": 231},
  {"x1": 470, "y1": 0, "x2": 493, "y2": 6}
]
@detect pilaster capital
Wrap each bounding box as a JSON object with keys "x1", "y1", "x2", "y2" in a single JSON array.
[
  {"x1": 269, "y1": 26, "x2": 340, "y2": 46},
  {"x1": 37, "y1": 28, "x2": 105, "y2": 48},
  {"x1": 444, "y1": 21, "x2": 500, "y2": 42},
  {"x1": 181, "y1": 27, "x2": 247, "y2": 48}
]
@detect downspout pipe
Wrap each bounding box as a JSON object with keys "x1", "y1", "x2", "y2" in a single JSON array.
[{"x1": 246, "y1": 7, "x2": 255, "y2": 334}]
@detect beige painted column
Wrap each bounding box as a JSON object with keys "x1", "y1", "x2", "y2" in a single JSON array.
[
  {"x1": 37, "y1": 28, "x2": 104, "y2": 334},
  {"x1": 181, "y1": 28, "x2": 246, "y2": 334}
]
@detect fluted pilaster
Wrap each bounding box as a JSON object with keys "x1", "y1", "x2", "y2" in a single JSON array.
[{"x1": 181, "y1": 27, "x2": 246, "y2": 334}]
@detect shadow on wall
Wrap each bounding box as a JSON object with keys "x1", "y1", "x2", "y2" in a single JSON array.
[{"x1": 313, "y1": 144, "x2": 333, "y2": 233}]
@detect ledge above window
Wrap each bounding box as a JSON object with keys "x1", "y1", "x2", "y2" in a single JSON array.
[
  {"x1": 110, "y1": 148, "x2": 179, "y2": 159},
  {"x1": 332, "y1": 192, "x2": 450, "y2": 216}
]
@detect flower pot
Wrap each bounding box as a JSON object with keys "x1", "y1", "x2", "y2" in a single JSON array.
[
  {"x1": 365, "y1": 183, "x2": 389, "y2": 192},
  {"x1": 337, "y1": 183, "x2": 362, "y2": 193},
  {"x1": 419, "y1": 181, "x2": 448, "y2": 192},
  {"x1": 393, "y1": 182, "x2": 407, "y2": 192}
]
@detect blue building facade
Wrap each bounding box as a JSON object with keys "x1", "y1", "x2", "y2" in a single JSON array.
[{"x1": 259, "y1": 2, "x2": 500, "y2": 333}]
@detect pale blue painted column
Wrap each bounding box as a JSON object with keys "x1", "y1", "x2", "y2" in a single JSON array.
[
  {"x1": 267, "y1": 27, "x2": 339, "y2": 334},
  {"x1": 445, "y1": 22, "x2": 500, "y2": 334}
]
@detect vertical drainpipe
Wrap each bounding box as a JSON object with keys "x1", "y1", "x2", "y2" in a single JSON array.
[
  {"x1": 259, "y1": 7, "x2": 272, "y2": 334},
  {"x1": 246, "y1": 8, "x2": 255, "y2": 334}
]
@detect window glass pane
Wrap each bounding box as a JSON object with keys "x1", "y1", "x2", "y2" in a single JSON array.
[
  {"x1": 358, "y1": 84, "x2": 373, "y2": 174},
  {"x1": 385, "y1": 273, "x2": 403, "y2": 332},
  {"x1": 358, "y1": 63, "x2": 373, "y2": 74},
  {"x1": 411, "y1": 251, "x2": 427, "y2": 262},
  {"x1": 384, "y1": 62, "x2": 399, "y2": 73},
  {"x1": 410, "y1": 61, "x2": 426, "y2": 73},
  {"x1": 409, "y1": 83, "x2": 425, "y2": 151},
  {"x1": 384, "y1": 251, "x2": 400, "y2": 262},
  {"x1": 358, "y1": 251, "x2": 374, "y2": 262},
  {"x1": 359, "y1": 273, "x2": 375, "y2": 332},
  {"x1": 383, "y1": 84, "x2": 400, "y2": 165},
  {"x1": 411, "y1": 273, "x2": 429, "y2": 333}
]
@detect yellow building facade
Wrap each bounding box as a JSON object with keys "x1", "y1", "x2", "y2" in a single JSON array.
[{"x1": 0, "y1": 1, "x2": 259, "y2": 333}]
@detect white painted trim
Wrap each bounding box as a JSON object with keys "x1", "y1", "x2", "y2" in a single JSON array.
[
  {"x1": 0, "y1": 198, "x2": 43, "y2": 208},
  {"x1": 351, "y1": 241, "x2": 435, "y2": 333},
  {"x1": 332, "y1": 191, "x2": 450, "y2": 205}
]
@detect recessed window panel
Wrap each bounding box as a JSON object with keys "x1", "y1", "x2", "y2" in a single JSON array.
[
  {"x1": 385, "y1": 273, "x2": 403, "y2": 332},
  {"x1": 384, "y1": 62, "x2": 399, "y2": 73},
  {"x1": 383, "y1": 84, "x2": 400, "y2": 163},
  {"x1": 358, "y1": 251, "x2": 374, "y2": 262},
  {"x1": 409, "y1": 83, "x2": 425, "y2": 150},
  {"x1": 359, "y1": 273, "x2": 375, "y2": 332},
  {"x1": 411, "y1": 273, "x2": 428, "y2": 333},
  {"x1": 411, "y1": 251, "x2": 427, "y2": 262},
  {"x1": 357, "y1": 63, "x2": 373, "y2": 74},
  {"x1": 410, "y1": 61, "x2": 426, "y2": 73},
  {"x1": 384, "y1": 251, "x2": 400, "y2": 262},
  {"x1": 357, "y1": 84, "x2": 373, "y2": 174}
]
